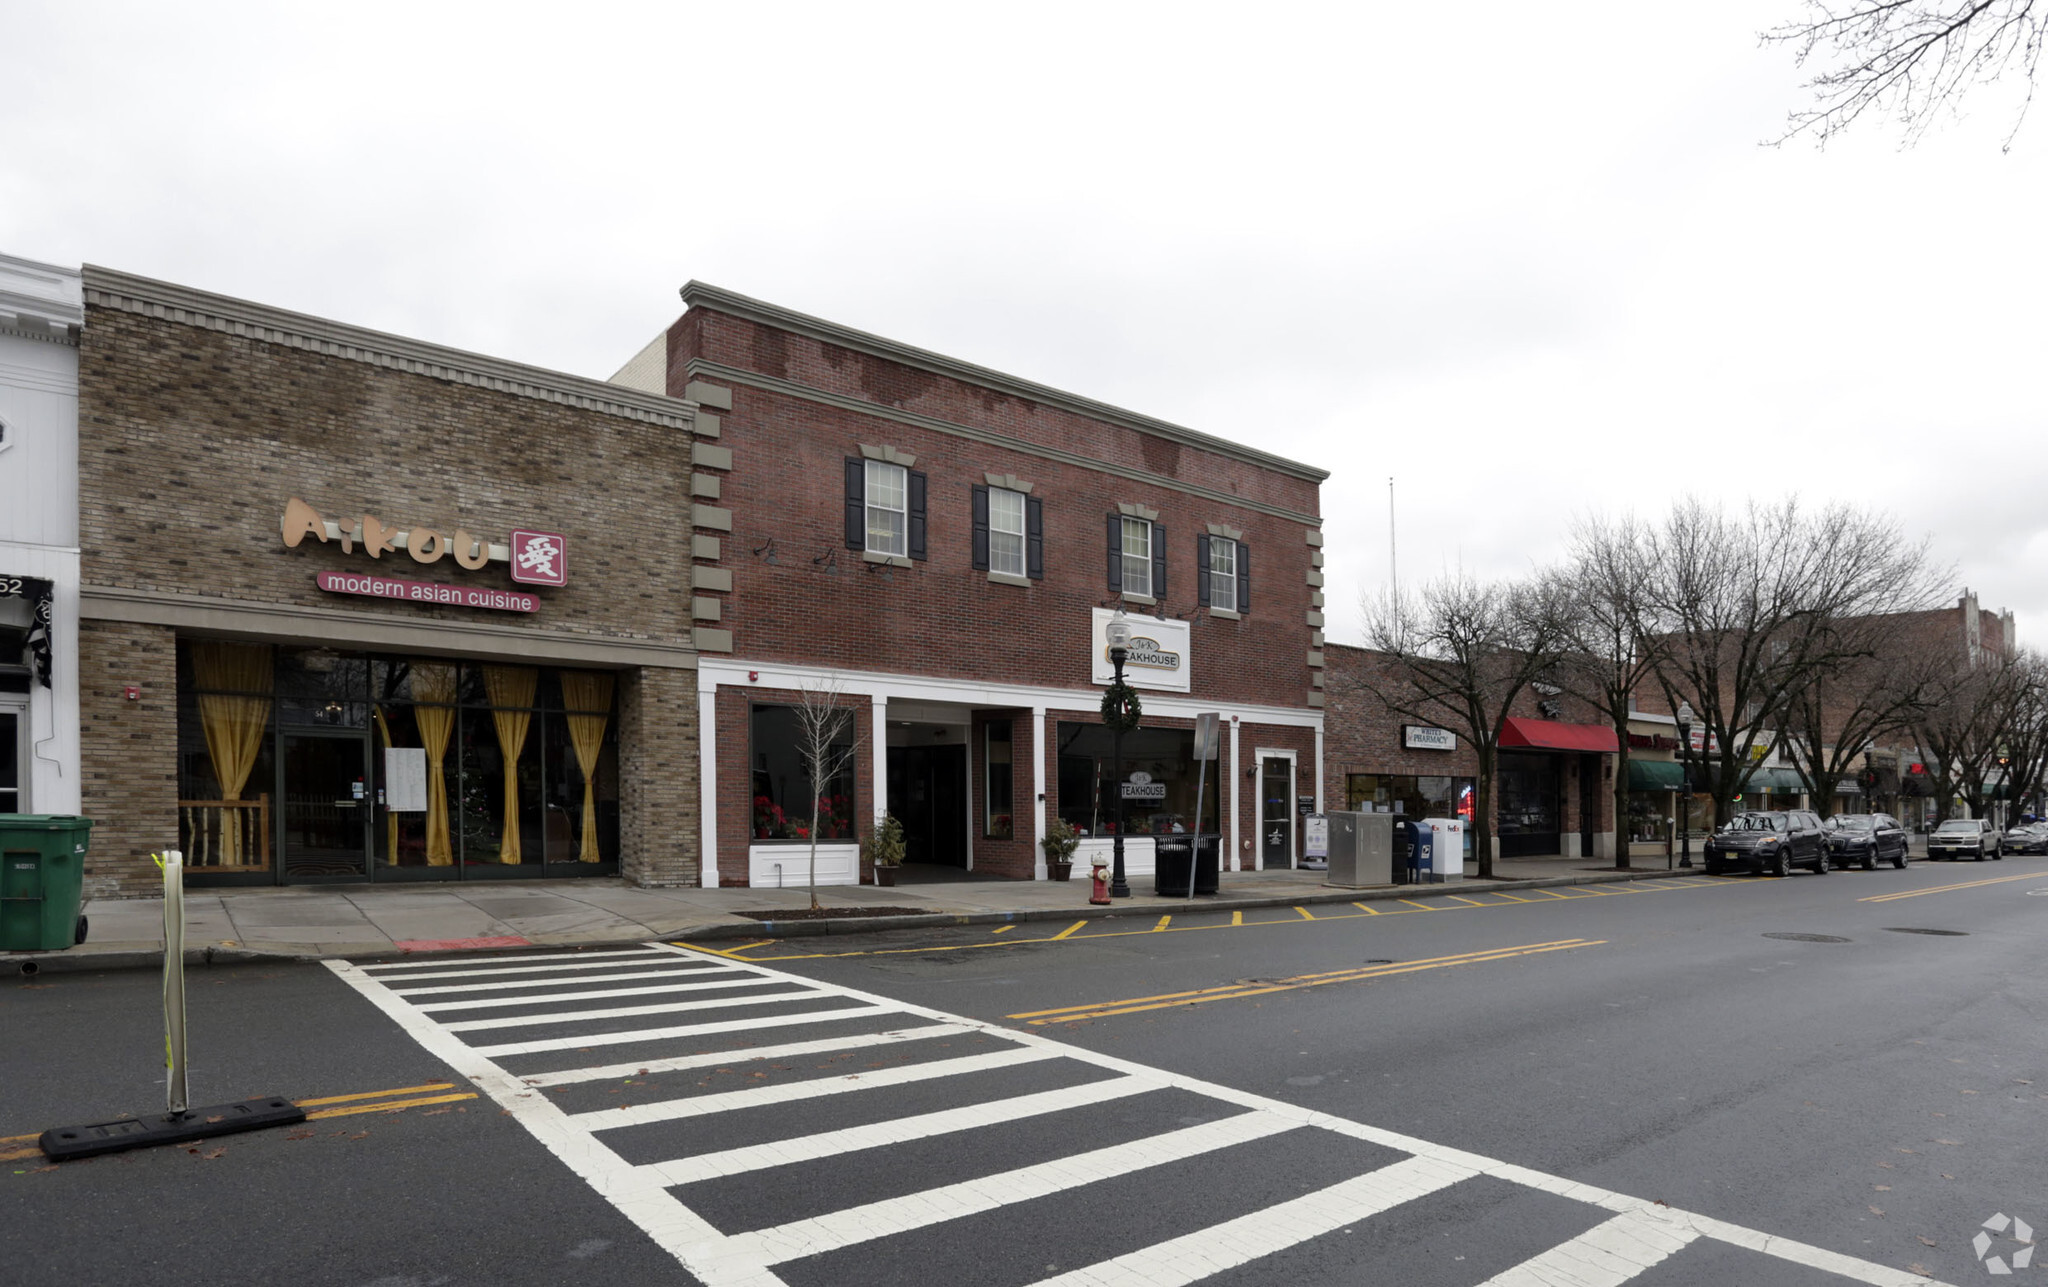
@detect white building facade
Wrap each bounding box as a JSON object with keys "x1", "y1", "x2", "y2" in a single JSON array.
[{"x1": 0, "y1": 253, "x2": 83, "y2": 815}]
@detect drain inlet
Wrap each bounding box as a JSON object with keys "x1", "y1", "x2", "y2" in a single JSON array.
[{"x1": 1762, "y1": 933, "x2": 1850, "y2": 943}]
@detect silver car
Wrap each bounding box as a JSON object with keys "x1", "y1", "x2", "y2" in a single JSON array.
[{"x1": 1927, "y1": 817, "x2": 2002, "y2": 862}]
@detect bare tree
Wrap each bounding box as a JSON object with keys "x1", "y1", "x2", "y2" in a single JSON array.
[
  {"x1": 1358, "y1": 571, "x2": 1569, "y2": 880},
  {"x1": 791, "y1": 679, "x2": 862, "y2": 911},
  {"x1": 1993, "y1": 650, "x2": 2048, "y2": 818},
  {"x1": 1646, "y1": 498, "x2": 1928, "y2": 826},
  {"x1": 1765, "y1": 0, "x2": 2048, "y2": 148},
  {"x1": 1913, "y1": 653, "x2": 2013, "y2": 821},
  {"x1": 1552, "y1": 515, "x2": 1663, "y2": 869}
]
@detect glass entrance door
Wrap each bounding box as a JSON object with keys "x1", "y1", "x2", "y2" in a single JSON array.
[
  {"x1": 0, "y1": 704, "x2": 23, "y2": 814},
  {"x1": 282, "y1": 732, "x2": 369, "y2": 881},
  {"x1": 1261, "y1": 757, "x2": 1292, "y2": 869}
]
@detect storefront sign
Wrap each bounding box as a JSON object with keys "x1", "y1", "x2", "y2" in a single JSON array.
[
  {"x1": 1090, "y1": 608, "x2": 1192, "y2": 693},
  {"x1": 1403, "y1": 725, "x2": 1457, "y2": 752},
  {"x1": 1304, "y1": 814, "x2": 1328, "y2": 858},
  {"x1": 316, "y1": 571, "x2": 539, "y2": 613},
  {"x1": 0, "y1": 575, "x2": 54, "y2": 688},
  {"x1": 282, "y1": 497, "x2": 568, "y2": 587},
  {"x1": 1121, "y1": 782, "x2": 1167, "y2": 800}
]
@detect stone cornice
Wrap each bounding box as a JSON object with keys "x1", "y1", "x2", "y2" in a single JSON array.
[
  {"x1": 679, "y1": 281, "x2": 1331, "y2": 485},
  {"x1": 83, "y1": 266, "x2": 699, "y2": 431},
  {"x1": 685, "y1": 358, "x2": 1325, "y2": 529},
  {"x1": 0, "y1": 253, "x2": 83, "y2": 346}
]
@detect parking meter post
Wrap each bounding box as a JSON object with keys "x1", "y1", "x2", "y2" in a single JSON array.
[{"x1": 163, "y1": 849, "x2": 189, "y2": 1118}]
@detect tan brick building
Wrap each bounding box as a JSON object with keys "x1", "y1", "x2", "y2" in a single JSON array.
[
  {"x1": 74, "y1": 268, "x2": 705, "y2": 896},
  {"x1": 611, "y1": 284, "x2": 1329, "y2": 886}
]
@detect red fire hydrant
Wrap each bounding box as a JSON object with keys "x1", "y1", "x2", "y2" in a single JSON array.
[{"x1": 1089, "y1": 856, "x2": 1112, "y2": 906}]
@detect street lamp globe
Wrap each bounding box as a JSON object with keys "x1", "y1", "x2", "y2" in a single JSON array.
[{"x1": 1105, "y1": 611, "x2": 1132, "y2": 659}]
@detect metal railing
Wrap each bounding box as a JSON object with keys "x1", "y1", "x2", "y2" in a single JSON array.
[{"x1": 179, "y1": 794, "x2": 272, "y2": 871}]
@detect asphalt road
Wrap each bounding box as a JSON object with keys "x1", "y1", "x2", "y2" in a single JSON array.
[{"x1": 5, "y1": 858, "x2": 2045, "y2": 1286}]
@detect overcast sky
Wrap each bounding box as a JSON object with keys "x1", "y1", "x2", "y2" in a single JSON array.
[{"x1": 7, "y1": 1, "x2": 2043, "y2": 646}]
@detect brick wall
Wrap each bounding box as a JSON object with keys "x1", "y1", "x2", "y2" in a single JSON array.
[
  {"x1": 672, "y1": 307, "x2": 1324, "y2": 713},
  {"x1": 617, "y1": 666, "x2": 701, "y2": 887},
  {"x1": 77, "y1": 619, "x2": 178, "y2": 898}
]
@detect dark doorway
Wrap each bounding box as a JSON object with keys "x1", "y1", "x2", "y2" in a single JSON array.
[
  {"x1": 1498, "y1": 751, "x2": 1562, "y2": 857},
  {"x1": 889, "y1": 744, "x2": 967, "y2": 867},
  {"x1": 1261, "y1": 756, "x2": 1293, "y2": 869},
  {"x1": 281, "y1": 731, "x2": 370, "y2": 882},
  {"x1": 1579, "y1": 753, "x2": 1600, "y2": 859}
]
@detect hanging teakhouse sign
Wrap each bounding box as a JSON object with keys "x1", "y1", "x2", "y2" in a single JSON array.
[{"x1": 282, "y1": 497, "x2": 567, "y2": 613}]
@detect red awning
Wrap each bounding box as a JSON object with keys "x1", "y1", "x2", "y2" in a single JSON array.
[{"x1": 1499, "y1": 717, "x2": 1618, "y2": 754}]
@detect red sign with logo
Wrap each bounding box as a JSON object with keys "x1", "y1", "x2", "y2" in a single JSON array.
[{"x1": 509, "y1": 530, "x2": 567, "y2": 586}]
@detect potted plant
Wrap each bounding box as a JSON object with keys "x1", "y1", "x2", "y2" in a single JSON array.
[
  {"x1": 863, "y1": 813, "x2": 906, "y2": 886},
  {"x1": 1040, "y1": 817, "x2": 1080, "y2": 881}
]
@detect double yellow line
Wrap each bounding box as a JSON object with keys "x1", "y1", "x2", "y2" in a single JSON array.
[
  {"x1": 1860, "y1": 871, "x2": 2045, "y2": 903},
  {"x1": 1007, "y1": 937, "x2": 1606, "y2": 1025},
  {"x1": 298, "y1": 1081, "x2": 477, "y2": 1120}
]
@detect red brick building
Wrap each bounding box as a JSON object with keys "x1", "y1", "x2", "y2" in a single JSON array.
[{"x1": 612, "y1": 284, "x2": 1329, "y2": 886}]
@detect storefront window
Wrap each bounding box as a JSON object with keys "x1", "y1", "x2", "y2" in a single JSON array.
[
  {"x1": 750, "y1": 703, "x2": 857, "y2": 841},
  {"x1": 985, "y1": 720, "x2": 1014, "y2": 839},
  {"x1": 1056, "y1": 722, "x2": 1219, "y2": 837}
]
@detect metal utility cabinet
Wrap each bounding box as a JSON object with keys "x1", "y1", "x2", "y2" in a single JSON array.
[{"x1": 1324, "y1": 811, "x2": 1392, "y2": 888}]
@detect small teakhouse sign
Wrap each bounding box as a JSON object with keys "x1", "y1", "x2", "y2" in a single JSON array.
[{"x1": 1403, "y1": 725, "x2": 1457, "y2": 752}]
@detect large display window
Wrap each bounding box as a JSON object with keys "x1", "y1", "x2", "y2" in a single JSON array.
[
  {"x1": 749, "y1": 702, "x2": 857, "y2": 842},
  {"x1": 177, "y1": 643, "x2": 620, "y2": 884},
  {"x1": 1055, "y1": 722, "x2": 1220, "y2": 838}
]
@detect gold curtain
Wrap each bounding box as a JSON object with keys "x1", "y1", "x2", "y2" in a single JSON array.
[
  {"x1": 484, "y1": 665, "x2": 537, "y2": 864},
  {"x1": 411, "y1": 663, "x2": 457, "y2": 867},
  {"x1": 372, "y1": 706, "x2": 400, "y2": 865},
  {"x1": 558, "y1": 671, "x2": 615, "y2": 862},
  {"x1": 192, "y1": 642, "x2": 273, "y2": 867}
]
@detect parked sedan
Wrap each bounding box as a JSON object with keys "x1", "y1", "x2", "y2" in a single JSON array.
[
  {"x1": 1927, "y1": 817, "x2": 2003, "y2": 861},
  {"x1": 1825, "y1": 813, "x2": 1910, "y2": 869},
  {"x1": 1704, "y1": 810, "x2": 1830, "y2": 877},
  {"x1": 2001, "y1": 823, "x2": 2048, "y2": 855}
]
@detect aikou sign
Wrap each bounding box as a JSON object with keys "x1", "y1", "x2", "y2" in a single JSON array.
[{"x1": 282, "y1": 498, "x2": 567, "y2": 587}]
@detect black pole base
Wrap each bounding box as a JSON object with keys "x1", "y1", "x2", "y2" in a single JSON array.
[{"x1": 40, "y1": 1096, "x2": 306, "y2": 1162}]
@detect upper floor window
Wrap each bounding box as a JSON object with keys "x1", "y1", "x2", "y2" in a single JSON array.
[
  {"x1": 972, "y1": 483, "x2": 1043, "y2": 581},
  {"x1": 1197, "y1": 533, "x2": 1250, "y2": 614},
  {"x1": 866, "y1": 461, "x2": 908, "y2": 556},
  {"x1": 989, "y1": 488, "x2": 1026, "y2": 577},
  {"x1": 1120, "y1": 517, "x2": 1153, "y2": 597},
  {"x1": 844, "y1": 456, "x2": 927, "y2": 560}
]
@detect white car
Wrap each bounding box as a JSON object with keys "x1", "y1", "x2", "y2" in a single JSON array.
[{"x1": 1926, "y1": 817, "x2": 2002, "y2": 861}]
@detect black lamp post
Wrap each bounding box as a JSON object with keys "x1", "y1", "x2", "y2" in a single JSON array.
[
  {"x1": 1105, "y1": 612, "x2": 1134, "y2": 898},
  {"x1": 1676, "y1": 700, "x2": 1695, "y2": 869}
]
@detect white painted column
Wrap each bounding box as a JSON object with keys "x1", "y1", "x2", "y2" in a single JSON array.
[
  {"x1": 871, "y1": 694, "x2": 889, "y2": 829},
  {"x1": 1032, "y1": 705, "x2": 1048, "y2": 879},
  {"x1": 697, "y1": 671, "x2": 719, "y2": 888},
  {"x1": 1228, "y1": 717, "x2": 1241, "y2": 872},
  {"x1": 1314, "y1": 726, "x2": 1325, "y2": 815}
]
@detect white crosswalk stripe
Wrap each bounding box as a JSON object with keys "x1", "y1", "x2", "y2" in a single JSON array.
[{"x1": 326, "y1": 943, "x2": 1957, "y2": 1287}]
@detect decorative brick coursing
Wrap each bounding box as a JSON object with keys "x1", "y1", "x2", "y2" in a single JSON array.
[
  {"x1": 78, "y1": 619, "x2": 179, "y2": 898},
  {"x1": 617, "y1": 666, "x2": 700, "y2": 887}
]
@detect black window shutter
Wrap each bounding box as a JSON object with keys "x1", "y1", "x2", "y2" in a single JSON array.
[
  {"x1": 844, "y1": 458, "x2": 865, "y2": 550},
  {"x1": 1026, "y1": 496, "x2": 1044, "y2": 580},
  {"x1": 1151, "y1": 523, "x2": 1166, "y2": 601},
  {"x1": 1105, "y1": 513, "x2": 1121, "y2": 592},
  {"x1": 971, "y1": 485, "x2": 990, "y2": 571},
  {"x1": 1196, "y1": 534, "x2": 1211, "y2": 607},
  {"x1": 1236, "y1": 540, "x2": 1251, "y2": 614},
  {"x1": 908, "y1": 470, "x2": 928, "y2": 560}
]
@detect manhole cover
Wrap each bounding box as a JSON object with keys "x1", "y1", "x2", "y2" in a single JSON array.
[
  {"x1": 1883, "y1": 927, "x2": 1969, "y2": 936},
  {"x1": 1362, "y1": 959, "x2": 1395, "y2": 965},
  {"x1": 1762, "y1": 933, "x2": 1850, "y2": 943}
]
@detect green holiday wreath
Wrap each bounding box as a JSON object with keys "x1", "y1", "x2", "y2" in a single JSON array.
[{"x1": 1100, "y1": 680, "x2": 1143, "y2": 734}]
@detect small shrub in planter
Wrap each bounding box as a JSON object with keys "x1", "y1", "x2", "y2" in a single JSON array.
[
  {"x1": 1040, "y1": 817, "x2": 1080, "y2": 880},
  {"x1": 863, "y1": 814, "x2": 907, "y2": 886}
]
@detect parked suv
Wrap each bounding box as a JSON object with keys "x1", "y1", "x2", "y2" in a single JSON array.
[
  {"x1": 1927, "y1": 817, "x2": 2002, "y2": 861},
  {"x1": 1704, "y1": 810, "x2": 1829, "y2": 877},
  {"x1": 1824, "y1": 813, "x2": 1910, "y2": 869}
]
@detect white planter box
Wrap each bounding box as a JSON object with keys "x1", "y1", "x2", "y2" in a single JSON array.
[
  {"x1": 749, "y1": 843, "x2": 859, "y2": 888},
  {"x1": 1074, "y1": 836, "x2": 1155, "y2": 878}
]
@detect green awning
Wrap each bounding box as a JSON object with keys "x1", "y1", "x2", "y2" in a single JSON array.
[
  {"x1": 1627, "y1": 759, "x2": 1687, "y2": 790},
  {"x1": 1747, "y1": 768, "x2": 1808, "y2": 793}
]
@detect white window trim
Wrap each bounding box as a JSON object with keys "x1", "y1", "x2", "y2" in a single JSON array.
[
  {"x1": 866, "y1": 460, "x2": 908, "y2": 557},
  {"x1": 989, "y1": 486, "x2": 1026, "y2": 578},
  {"x1": 1121, "y1": 516, "x2": 1152, "y2": 598}
]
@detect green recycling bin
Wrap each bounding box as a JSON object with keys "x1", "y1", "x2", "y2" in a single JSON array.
[{"x1": 0, "y1": 815, "x2": 96, "y2": 952}]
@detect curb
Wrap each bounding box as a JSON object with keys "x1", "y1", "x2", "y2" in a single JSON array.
[{"x1": 0, "y1": 865, "x2": 1699, "y2": 976}]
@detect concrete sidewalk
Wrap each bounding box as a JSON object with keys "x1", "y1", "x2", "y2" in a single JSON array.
[{"x1": 3, "y1": 853, "x2": 1680, "y2": 974}]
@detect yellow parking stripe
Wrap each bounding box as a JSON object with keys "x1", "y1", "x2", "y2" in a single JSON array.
[
  {"x1": 1051, "y1": 920, "x2": 1088, "y2": 940},
  {"x1": 991, "y1": 924, "x2": 1015, "y2": 935},
  {"x1": 1153, "y1": 916, "x2": 1172, "y2": 931},
  {"x1": 1011, "y1": 938, "x2": 1605, "y2": 1024},
  {"x1": 1294, "y1": 906, "x2": 1315, "y2": 920},
  {"x1": 1859, "y1": 871, "x2": 2043, "y2": 903},
  {"x1": 1351, "y1": 901, "x2": 1382, "y2": 914}
]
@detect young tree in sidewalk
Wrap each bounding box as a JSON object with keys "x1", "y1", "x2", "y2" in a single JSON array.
[
  {"x1": 791, "y1": 679, "x2": 863, "y2": 912},
  {"x1": 1358, "y1": 570, "x2": 1570, "y2": 880},
  {"x1": 1646, "y1": 498, "x2": 1924, "y2": 827},
  {"x1": 1553, "y1": 515, "x2": 1663, "y2": 869}
]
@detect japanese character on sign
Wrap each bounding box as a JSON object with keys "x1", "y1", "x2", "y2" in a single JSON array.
[{"x1": 509, "y1": 530, "x2": 568, "y2": 587}]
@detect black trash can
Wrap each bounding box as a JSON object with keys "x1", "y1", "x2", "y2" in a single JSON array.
[
  {"x1": 1191, "y1": 835, "x2": 1220, "y2": 896},
  {"x1": 1153, "y1": 839, "x2": 1192, "y2": 897}
]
